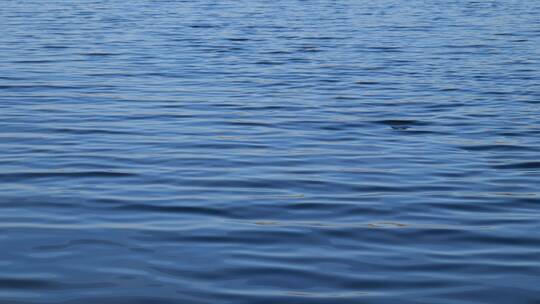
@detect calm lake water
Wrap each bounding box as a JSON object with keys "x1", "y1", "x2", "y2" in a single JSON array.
[{"x1": 1, "y1": 0, "x2": 540, "y2": 303}]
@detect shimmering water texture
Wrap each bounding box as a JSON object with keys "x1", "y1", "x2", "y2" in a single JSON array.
[{"x1": 1, "y1": 0, "x2": 540, "y2": 303}]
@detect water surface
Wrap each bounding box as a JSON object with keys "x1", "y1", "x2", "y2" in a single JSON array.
[{"x1": 1, "y1": 0, "x2": 540, "y2": 303}]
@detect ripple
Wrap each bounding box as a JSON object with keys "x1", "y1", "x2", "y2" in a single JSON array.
[
  {"x1": 493, "y1": 162, "x2": 540, "y2": 170},
  {"x1": 459, "y1": 144, "x2": 536, "y2": 152},
  {"x1": 0, "y1": 171, "x2": 137, "y2": 182}
]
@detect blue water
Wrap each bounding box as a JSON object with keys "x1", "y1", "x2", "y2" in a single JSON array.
[{"x1": 1, "y1": 0, "x2": 540, "y2": 303}]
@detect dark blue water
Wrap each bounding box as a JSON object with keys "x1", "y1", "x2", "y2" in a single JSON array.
[{"x1": 1, "y1": 0, "x2": 540, "y2": 303}]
